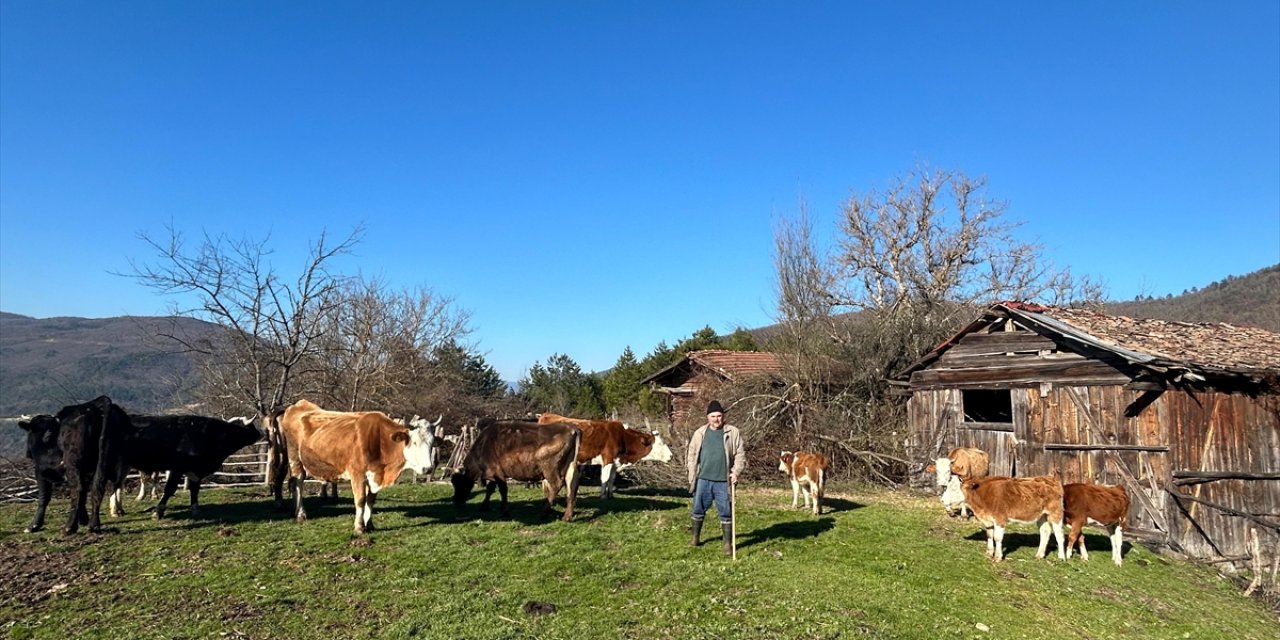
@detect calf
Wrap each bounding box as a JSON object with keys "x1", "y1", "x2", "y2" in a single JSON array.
[
  {"x1": 927, "y1": 447, "x2": 990, "y2": 517},
  {"x1": 20, "y1": 396, "x2": 133, "y2": 534},
  {"x1": 778, "y1": 451, "x2": 829, "y2": 515},
  {"x1": 536, "y1": 412, "x2": 673, "y2": 498},
  {"x1": 1063, "y1": 483, "x2": 1130, "y2": 566},
  {"x1": 452, "y1": 420, "x2": 581, "y2": 521},
  {"x1": 959, "y1": 475, "x2": 1065, "y2": 562}
]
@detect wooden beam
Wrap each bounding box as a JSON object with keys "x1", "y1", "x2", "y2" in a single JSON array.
[
  {"x1": 1171, "y1": 470, "x2": 1280, "y2": 485},
  {"x1": 1044, "y1": 443, "x2": 1170, "y2": 453},
  {"x1": 1164, "y1": 486, "x2": 1280, "y2": 532},
  {"x1": 959, "y1": 422, "x2": 1015, "y2": 433}
]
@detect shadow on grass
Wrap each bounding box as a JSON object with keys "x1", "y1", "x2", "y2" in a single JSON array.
[
  {"x1": 958, "y1": 529, "x2": 1130, "y2": 561},
  {"x1": 738, "y1": 517, "x2": 836, "y2": 549}
]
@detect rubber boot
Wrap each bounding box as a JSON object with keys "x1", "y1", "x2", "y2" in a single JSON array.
[
  {"x1": 690, "y1": 519, "x2": 703, "y2": 546},
  {"x1": 722, "y1": 522, "x2": 733, "y2": 556}
]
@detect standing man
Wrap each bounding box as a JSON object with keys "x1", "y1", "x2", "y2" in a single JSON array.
[{"x1": 687, "y1": 399, "x2": 746, "y2": 555}]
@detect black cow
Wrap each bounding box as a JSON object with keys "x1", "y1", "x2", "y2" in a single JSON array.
[
  {"x1": 18, "y1": 414, "x2": 63, "y2": 533},
  {"x1": 20, "y1": 396, "x2": 132, "y2": 534},
  {"x1": 451, "y1": 420, "x2": 581, "y2": 521},
  {"x1": 112, "y1": 414, "x2": 263, "y2": 519}
]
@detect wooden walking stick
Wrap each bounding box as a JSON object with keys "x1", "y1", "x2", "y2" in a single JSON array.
[{"x1": 730, "y1": 478, "x2": 737, "y2": 560}]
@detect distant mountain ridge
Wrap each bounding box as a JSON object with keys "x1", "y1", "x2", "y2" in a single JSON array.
[
  {"x1": 0, "y1": 312, "x2": 218, "y2": 418},
  {"x1": 2, "y1": 263, "x2": 1275, "y2": 453}
]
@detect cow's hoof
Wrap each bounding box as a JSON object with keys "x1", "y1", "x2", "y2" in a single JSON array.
[
  {"x1": 24, "y1": 525, "x2": 43, "y2": 533},
  {"x1": 153, "y1": 511, "x2": 164, "y2": 520}
]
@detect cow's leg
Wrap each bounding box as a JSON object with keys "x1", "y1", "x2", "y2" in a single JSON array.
[
  {"x1": 1051, "y1": 518, "x2": 1066, "y2": 560},
  {"x1": 790, "y1": 477, "x2": 801, "y2": 508},
  {"x1": 1034, "y1": 517, "x2": 1051, "y2": 559},
  {"x1": 26, "y1": 478, "x2": 54, "y2": 533},
  {"x1": 365, "y1": 490, "x2": 378, "y2": 531},
  {"x1": 136, "y1": 472, "x2": 147, "y2": 501},
  {"x1": 480, "y1": 481, "x2": 496, "y2": 511},
  {"x1": 496, "y1": 480, "x2": 510, "y2": 516},
  {"x1": 87, "y1": 466, "x2": 110, "y2": 534},
  {"x1": 815, "y1": 480, "x2": 824, "y2": 516},
  {"x1": 63, "y1": 464, "x2": 87, "y2": 534},
  {"x1": 1109, "y1": 524, "x2": 1124, "y2": 566},
  {"x1": 563, "y1": 460, "x2": 578, "y2": 522},
  {"x1": 292, "y1": 477, "x2": 307, "y2": 523},
  {"x1": 599, "y1": 463, "x2": 615, "y2": 499},
  {"x1": 109, "y1": 486, "x2": 124, "y2": 518},
  {"x1": 187, "y1": 474, "x2": 202, "y2": 518},
  {"x1": 992, "y1": 524, "x2": 1006, "y2": 561},
  {"x1": 350, "y1": 474, "x2": 369, "y2": 535},
  {"x1": 155, "y1": 470, "x2": 184, "y2": 519}
]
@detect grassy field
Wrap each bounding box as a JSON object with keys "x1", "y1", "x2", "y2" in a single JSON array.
[{"x1": 0, "y1": 480, "x2": 1275, "y2": 640}]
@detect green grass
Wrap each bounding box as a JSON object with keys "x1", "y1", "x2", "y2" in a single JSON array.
[{"x1": 0, "y1": 482, "x2": 1275, "y2": 639}]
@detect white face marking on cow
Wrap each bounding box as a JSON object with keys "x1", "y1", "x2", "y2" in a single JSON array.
[
  {"x1": 642, "y1": 434, "x2": 673, "y2": 463},
  {"x1": 402, "y1": 426, "x2": 438, "y2": 475},
  {"x1": 940, "y1": 475, "x2": 967, "y2": 516},
  {"x1": 933, "y1": 457, "x2": 953, "y2": 488}
]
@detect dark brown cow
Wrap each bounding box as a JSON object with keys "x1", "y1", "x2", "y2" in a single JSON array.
[
  {"x1": 1063, "y1": 483, "x2": 1130, "y2": 566},
  {"x1": 535, "y1": 412, "x2": 672, "y2": 498},
  {"x1": 959, "y1": 475, "x2": 1065, "y2": 562},
  {"x1": 278, "y1": 399, "x2": 437, "y2": 534},
  {"x1": 778, "y1": 451, "x2": 829, "y2": 515},
  {"x1": 451, "y1": 420, "x2": 581, "y2": 521}
]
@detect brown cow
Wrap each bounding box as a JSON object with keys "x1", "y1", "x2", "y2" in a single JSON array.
[
  {"x1": 927, "y1": 447, "x2": 990, "y2": 517},
  {"x1": 1063, "y1": 483, "x2": 1130, "y2": 566},
  {"x1": 451, "y1": 420, "x2": 581, "y2": 521},
  {"x1": 536, "y1": 412, "x2": 672, "y2": 498},
  {"x1": 778, "y1": 451, "x2": 829, "y2": 515},
  {"x1": 277, "y1": 399, "x2": 437, "y2": 534},
  {"x1": 959, "y1": 475, "x2": 1066, "y2": 562}
]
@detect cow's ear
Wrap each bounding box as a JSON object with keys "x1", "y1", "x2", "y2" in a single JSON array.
[
  {"x1": 18, "y1": 420, "x2": 33, "y2": 432},
  {"x1": 392, "y1": 431, "x2": 410, "y2": 444},
  {"x1": 925, "y1": 463, "x2": 936, "y2": 473}
]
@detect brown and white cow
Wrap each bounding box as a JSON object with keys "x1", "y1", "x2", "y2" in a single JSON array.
[
  {"x1": 959, "y1": 475, "x2": 1065, "y2": 562},
  {"x1": 535, "y1": 412, "x2": 672, "y2": 498},
  {"x1": 1063, "y1": 483, "x2": 1130, "y2": 566},
  {"x1": 778, "y1": 451, "x2": 829, "y2": 515},
  {"x1": 927, "y1": 447, "x2": 990, "y2": 517},
  {"x1": 451, "y1": 420, "x2": 581, "y2": 521},
  {"x1": 277, "y1": 399, "x2": 437, "y2": 534}
]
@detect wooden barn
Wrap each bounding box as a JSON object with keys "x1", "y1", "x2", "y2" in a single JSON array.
[
  {"x1": 641, "y1": 350, "x2": 784, "y2": 429},
  {"x1": 893, "y1": 302, "x2": 1280, "y2": 564}
]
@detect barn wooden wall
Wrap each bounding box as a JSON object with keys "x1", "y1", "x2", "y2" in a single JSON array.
[{"x1": 908, "y1": 383, "x2": 1280, "y2": 561}]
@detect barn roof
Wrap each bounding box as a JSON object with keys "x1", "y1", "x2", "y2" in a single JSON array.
[
  {"x1": 895, "y1": 302, "x2": 1280, "y2": 386},
  {"x1": 640, "y1": 350, "x2": 785, "y2": 387}
]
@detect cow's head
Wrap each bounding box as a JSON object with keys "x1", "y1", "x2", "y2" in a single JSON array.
[
  {"x1": 643, "y1": 431, "x2": 673, "y2": 463},
  {"x1": 931, "y1": 457, "x2": 954, "y2": 489},
  {"x1": 19, "y1": 415, "x2": 64, "y2": 482},
  {"x1": 450, "y1": 471, "x2": 476, "y2": 507},
  {"x1": 226, "y1": 415, "x2": 268, "y2": 446},
  {"x1": 402, "y1": 415, "x2": 442, "y2": 475},
  {"x1": 940, "y1": 475, "x2": 968, "y2": 517},
  {"x1": 779, "y1": 451, "x2": 795, "y2": 473}
]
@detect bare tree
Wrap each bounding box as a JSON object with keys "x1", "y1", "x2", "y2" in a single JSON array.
[
  {"x1": 127, "y1": 224, "x2": 362, "y2": 418},
  {"x1": 309, "y1": 276, "x2": 472, "y2": 415},
  {"x1": 767, "y1": 166, "x2": 1103, "y2": 482}
]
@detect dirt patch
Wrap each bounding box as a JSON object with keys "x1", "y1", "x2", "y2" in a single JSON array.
[{"x1": 0, "y1": 538, "x2": 108, "y2": 609}]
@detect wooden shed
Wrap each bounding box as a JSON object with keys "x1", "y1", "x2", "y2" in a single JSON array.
[
  {"x1": 893, "y1": 302, "x2": 1280, "y2": 563},
  {"x1": 641, "y1": 350, "x2": 784, "y2": 429}
]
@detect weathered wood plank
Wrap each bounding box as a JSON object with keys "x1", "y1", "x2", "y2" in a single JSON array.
[{"x1": 1044, "y1": 443, "x2": 1171, "y2": 452}]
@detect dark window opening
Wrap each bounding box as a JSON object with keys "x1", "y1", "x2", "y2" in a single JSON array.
[{"x1": 962, "y1": 389, "x2": 1012, "y2": 423}]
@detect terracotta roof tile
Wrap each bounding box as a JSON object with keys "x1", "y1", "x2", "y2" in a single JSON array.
[{"x1": 687, "y1": 350, "x2": 785, "y2": 379}]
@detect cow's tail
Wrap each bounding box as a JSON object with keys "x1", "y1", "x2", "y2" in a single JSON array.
[{"x1": 565, "y1": 429, "x2": 582, "y2": 494}]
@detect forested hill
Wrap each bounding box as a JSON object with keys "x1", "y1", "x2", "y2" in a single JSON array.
[
  {"x1": 1, "y1": 263, "x2": 1275, "y2": 448},
  {"x1": 1101, "y1": 263, "x2": 1280, "y2": 332},
  {"x1": 0, "y1": 312, "x2": 215, "y2": 418}
]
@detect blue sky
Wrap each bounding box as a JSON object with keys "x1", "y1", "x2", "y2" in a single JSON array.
[{"x1": 2, "y1": 2, "x2": 1278, "y2": 381}]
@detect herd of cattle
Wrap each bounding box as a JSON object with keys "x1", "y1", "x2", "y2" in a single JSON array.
[
  {"x1": 928, "y1": 447, "x2": 1132, "y2": 565},
  {"x1": 16, "y1": 396, "x2": 1129, "y2": 565}
]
